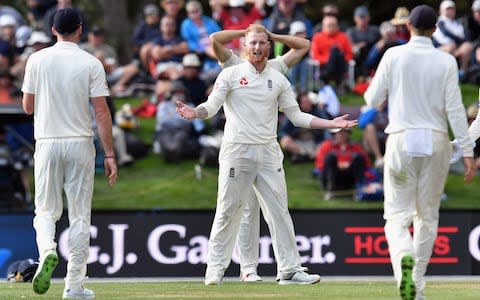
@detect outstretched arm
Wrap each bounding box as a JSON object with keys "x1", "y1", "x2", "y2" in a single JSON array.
[
  {"x1": 210, "y1": 29, "x2": 246, "y2": 63},
  {"x1": 268, "y1": 31, "x2": 310, "y2": 68}
]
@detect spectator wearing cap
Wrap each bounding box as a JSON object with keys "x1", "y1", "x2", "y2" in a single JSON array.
[
  {"x1": 433, "y1": 0, "x2": 473, "y2": 80},
  {"x1": 10, "y1": 31, "x2": 52, "y2": 87},
  {"x1": 180, "y1": 0, "x2": 221, "y2": 77},
  {"x1": 390, "y1": 6, "x2": 410, "y2": 43},
  {"x1": 132, "y1": 3, "x2": 161, "y2": 56},
  {"x1": 314, "y1": 127, "x2": 370, "y2": 201},
  {"x1": 0, "y1": 15, "x2": 21, "y2": 54},
  {"x1": 346, "y1": 6, "x2": 380, "y2": 79},
  {"x1": 283, "y1": 20, "x2": 309, "y2": 91},
  {"x1": 81, "y1": 26, "x2": 140, "y2": 96},
  {"x1": 178, "y1": 53, "x2": 207, "y2": 106}
]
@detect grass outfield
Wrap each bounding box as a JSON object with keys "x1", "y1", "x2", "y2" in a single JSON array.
[
  {"x1": 84, "y1": 83, "x2": 480, "y2": 209},
  {"x1": 1, "y1": 279, "x2": 480, "y2": 299}
]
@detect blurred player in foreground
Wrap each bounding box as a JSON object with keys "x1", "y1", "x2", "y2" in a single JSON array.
[
  {"x1": 364, "y1": 5, "x2": 475, "y2": 300},
  {"x1": 22, "y1": 8, "x2": 117, "y2": 299}
]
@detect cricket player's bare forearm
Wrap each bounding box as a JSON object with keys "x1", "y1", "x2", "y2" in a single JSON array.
[{"x1": 194, "y1": 106, "x2": 209, "y2": 119}]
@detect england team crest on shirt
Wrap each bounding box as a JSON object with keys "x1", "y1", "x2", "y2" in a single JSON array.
[{"x1": 267, "y1": 79, "x2": 272, "y2": 90}]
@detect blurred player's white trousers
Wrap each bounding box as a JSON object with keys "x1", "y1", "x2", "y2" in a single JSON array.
[
  {"x1": 383, "y1": 131, "x2": 450, "y2": 294},
  {"x1": 206, "y1": 142, "x2": 302, "y2": 279},
  {"x1": 33, "y1": 137, "x2": 95, "y2": 290},
  {"x1": 237, "y1": 188, "x2": 261, "y2": 276}
]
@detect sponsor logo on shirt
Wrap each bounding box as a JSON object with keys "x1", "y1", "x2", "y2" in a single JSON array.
[{"x1": 239, "y1": 77, "x2": 248, "y2": 86}]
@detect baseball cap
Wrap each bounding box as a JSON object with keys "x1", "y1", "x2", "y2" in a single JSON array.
[
  {"x1": 53, "y1": 8, "x2": 81, "y2": 35},
  {"x1": 91, "y1": 25, "x2": 104, "y2": 36},
  {"x1": 229, "y1": 0, "x2": 246, "y2": 8},
  {"x1": 440, "y1": 0, "x2": 455, "y2": 10},
  {"x1": 0, "y1": 15, "x2": 17, "y2": 27},
  {"x1": 289, "y1": 21, "x2": 306, "y2": 35},
  {"x1": 182, "y1": 53, "x2": 201, "y2": 67},
  {"x1": 27, "y1": 31, "x2": 51, "y2": 46},
  {"x1": 354, "y1": 6, "x2": 369, "y2": 17},
  {"x1": 409, "y1": 5, "x2": 437, "y2": 30},
  {"x1": 144, "y1": 4, "x2": 159, "y2": 15},
  {"x1": 473, "y1": 0, "x2": 480, "y2": 11}
]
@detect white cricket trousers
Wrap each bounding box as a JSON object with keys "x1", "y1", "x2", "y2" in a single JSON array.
[
  {"x1": 383, "y1": 131, "x2": 450, "y2": 294},
  {"x1": 237, "y1": 188, "x2": 261, "y2": 276},
  {"x1": 33, "y1": 137, "x2": 95, "y2": 290},
  {"x1": 206, "y1": 142, "x2": 302, "y2": 279}
]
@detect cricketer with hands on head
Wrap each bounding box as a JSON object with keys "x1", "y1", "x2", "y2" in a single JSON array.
[
  {"x1": 364, "y1": 5, "x2": 475, "y2": 300},
  {"x1": 176, "y1": 23, "x2": 357, "y2": 286},
  {"x1": 209, "y1": 27, "x2": 311, "y2": 282},
  {"x1": 22, "y1": 7, "x2": 117, "y2": 300}
]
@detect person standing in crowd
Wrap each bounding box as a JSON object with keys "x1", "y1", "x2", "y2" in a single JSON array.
[
  {"x1": 177, "y1": 23, "x2": 357, "y2": 285},
  {"x1": 209, "y1": 27, "x2": 311, "y2": 282},
  {"x1": 22, "y1": 8, "x2": 117, "y2": 299},
  {"x1": 364, "y1": 5, "x2": 475, "y2": 300}
]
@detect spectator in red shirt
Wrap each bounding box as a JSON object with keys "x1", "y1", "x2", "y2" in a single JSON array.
[
  {"x1": 314, "y1": 127, "x2": 370, "y2": 200},
  {"x1": 216, "y1": 0, "x2": 264, "y2": 53},
  {"x1": 311, "y1": 15, "x2": 353, "y2": 89}
]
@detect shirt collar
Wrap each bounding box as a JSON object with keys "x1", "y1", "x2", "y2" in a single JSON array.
[
  {"x1": 245, "y1": 59, "x2": 269, "y2": 74},
  {"x1": 54, "y1": 41, "x2": 80, "y2": 49},
  {"x1": 408, "y1": 36, "x2": 434, "y2": 47}
]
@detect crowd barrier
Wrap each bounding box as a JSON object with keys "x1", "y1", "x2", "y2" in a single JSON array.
[{"x1": 1, "y1": 209, "x2": 480, "y2": 278}]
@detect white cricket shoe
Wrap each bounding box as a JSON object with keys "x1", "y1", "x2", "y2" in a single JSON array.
[
  {"x1": 204, "y1": 275, "x2": 223, "y2": 285},
  {"x1": 278, "y1": 271, "x2": 321, "y2": 285},
  {"x1": 62, "y1": 287, "x2": 95, "y2": 299},
  {"x1": 240, "y1": 273, "x2": 263, "y2": 282}
]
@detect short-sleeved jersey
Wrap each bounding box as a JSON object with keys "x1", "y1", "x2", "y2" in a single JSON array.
[
  {"x1": 22, "y1": 41, "x2": 109, "y2": 139},
  {"x1": 222, "y1": 52, "x2": 288, "y2": 75},
  {"x1": 200, "y1": 61, "x2": 297, "y2": 144}
]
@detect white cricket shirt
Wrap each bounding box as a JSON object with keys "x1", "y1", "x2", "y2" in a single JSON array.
[
  {"x1": 364, "y1": 36, "x2": 473, "y2": 156},
  {"x1": 22, "y1": 41, "x2": 109, "y2": 139},
  {"x1": 200, "y1": 61, "x2": 298, "y2": 144}
]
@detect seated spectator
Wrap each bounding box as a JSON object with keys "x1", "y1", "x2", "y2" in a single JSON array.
[
  {"x1": 26, "y1": 0, "x2": 57, "y2": 30},
  {"x1": 312, "y1": 3, "x2": 348, "y2": 33},
  {"x1": 146, "y1": 15, "x2": 188, "y2": 81},
  {"x1": 0, "y1": 15, "x2": 21, "y2": 55},
  {"x1": 81, "y1": 26, "x2": 140, "y2": 97},
  {"x1": 433, "y1": 0, "x2": 473, "y2": 79},
  {"x1": 346, "y1": 6, "x2": 380, "y2": 79},
  {"x1": 279, "y1": 91, "x2": 329, "y2": 163},
  {"x1": 154, "y1": 80, "x2": 202, "y2": 163},
  {"x1": 11, "y1": 31, "x2": 51, "y2": 88},
  {"x1": 132, "y1": 4, "x2": 161, "y2": 58},
  {"x1": 461, "y1": 0, "x2": 480, "y2": 45},
  {"x1": 266, "y1": 0, "x2": 312, "y2": 37},
  {"x1": 390, "y1": 6, "x2": 410, "y2": 43},
  {"x1": 181, "y1": 0, "x2": 221, "y2": 77},
  {"x1": 285, "y1": 21, "x2": 309, "y2": 92},
  {"x1": 314, "y1": 128, "x2": 371, "y2": 200},
  {"x1": 358, "y1": 101, "x2": 388, "y2": 169},
  {"x1": 365, "y1": 21, "x2": 404, "y2": 74},
  {"x1": 310, "y1": 15, "x2": 353, "y2": 90},
  {"x1": 154, "y1": 52, "x2": 208, "y2": 105}
]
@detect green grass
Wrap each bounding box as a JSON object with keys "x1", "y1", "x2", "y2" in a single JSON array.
[
  {"x1": 1, "y1": 280, "x2": 480, "y2": 300},
  {"x1": 89, "y1": 83, "x2": 480, "y2": 210}
]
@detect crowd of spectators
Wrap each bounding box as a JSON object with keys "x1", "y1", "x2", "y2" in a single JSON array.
[{"x1": 0, "y1": 0, "x2": 479, "y2": 207}]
